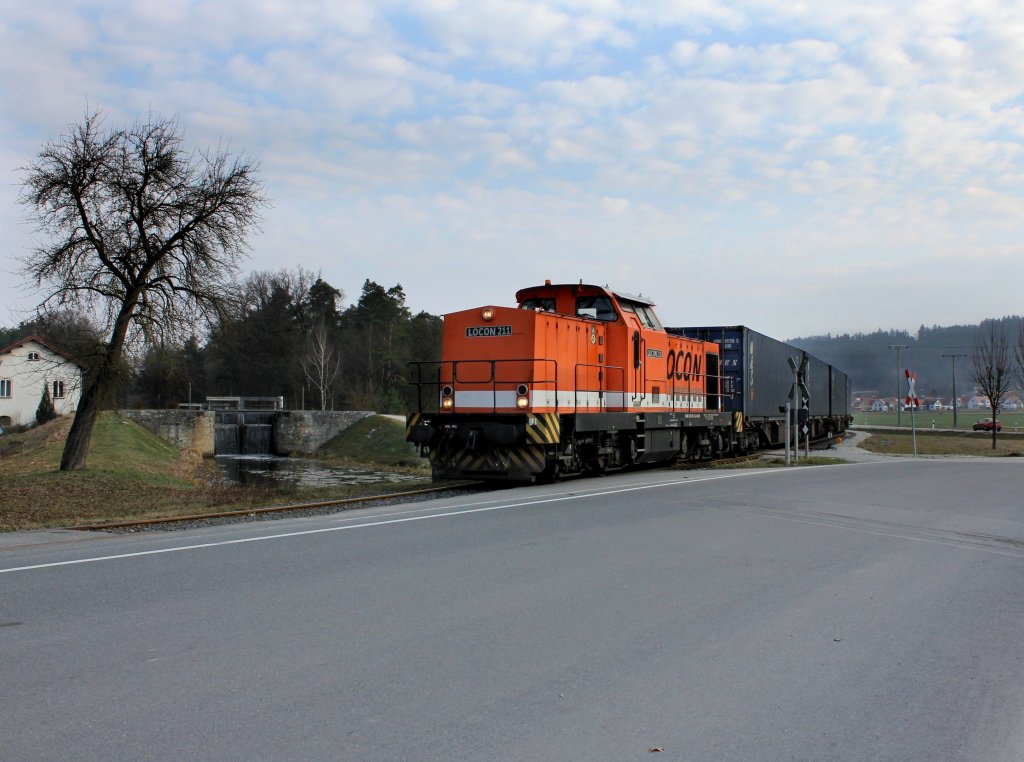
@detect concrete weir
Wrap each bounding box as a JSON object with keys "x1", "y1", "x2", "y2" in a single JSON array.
[{"x1": 121, "y1": 409, "x2": 373, "y2": 456}]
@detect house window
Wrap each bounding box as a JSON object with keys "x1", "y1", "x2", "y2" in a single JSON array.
[
  {"x1": 0, "y1": 379, "x2": 11, "y2": 398},
  {"x1": 27, "y1": 352, "x2": 40, "y2": 361},
  {"x1": 52, "y1": 380, "x2": 65, "y2": 399}
]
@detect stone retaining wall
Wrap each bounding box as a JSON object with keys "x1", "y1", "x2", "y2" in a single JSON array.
[
  {"x1": 120, "y1": 410, "x2": 216, "y2": 456},
  {"x1": 120, "y1": 409, "x2": 375, "y2": 456},
  {"x1": 273, "y1": 410, "x2": 374, "y2": 455}
]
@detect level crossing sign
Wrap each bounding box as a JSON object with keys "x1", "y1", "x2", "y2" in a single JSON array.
[
  {"x1": 787, "y1": 353, "x2": 811, "y2": 436},
  {"x1": 788, "y1": 353, "x2": 810, "y2": 408},
  {"x1": 905, "y1": 368, "x2": 920, "y2": 408}
]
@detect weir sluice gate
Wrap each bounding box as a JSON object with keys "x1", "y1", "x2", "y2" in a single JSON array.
[
  {"x1": 213, "y1": 411, "x2": 275, "y2": 454},
  {"x1": 209, "y1": 396, "x2": 283, "y2": 456}
]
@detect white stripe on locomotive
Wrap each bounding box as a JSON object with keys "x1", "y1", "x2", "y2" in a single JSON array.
[{"x1": 447, "y1": 390, "x2": 706, "y2": 411}]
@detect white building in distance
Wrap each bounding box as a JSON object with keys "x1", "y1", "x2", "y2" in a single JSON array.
[{"x1": 0, "y1": 335, "x2": 85, "y2": 429}]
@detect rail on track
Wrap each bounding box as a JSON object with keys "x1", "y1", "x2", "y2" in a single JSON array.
[{"x1": 68, "y1": 483, "x2": 482, "y2": 532}]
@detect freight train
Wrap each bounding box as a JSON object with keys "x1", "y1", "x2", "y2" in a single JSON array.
[{"x1": 406, "y1": 281, "x2": 851, "y2": 481}]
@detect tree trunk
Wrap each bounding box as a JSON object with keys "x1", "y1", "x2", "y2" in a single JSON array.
[
  {"x1": 992, "y1": 403, "x2": 998, "y2": 450},
  {"x1": 59, "y1": 305, "x2": 134, "y2": 470},
  {"x1": 59, "y1": 376, "x2": 105, "y2": 470}
]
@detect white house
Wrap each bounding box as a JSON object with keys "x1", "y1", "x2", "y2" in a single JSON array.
[
  {"x1": 967, "y1": 396, "x2": 990, "y2": 410},
  {"x1": 0, "y1": 335, "x2": 85, "y2": 428}
]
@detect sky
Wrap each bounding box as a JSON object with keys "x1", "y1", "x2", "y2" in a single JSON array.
[{"x1": 2, "y1": 0, "x2": 1023, "y2": 341}]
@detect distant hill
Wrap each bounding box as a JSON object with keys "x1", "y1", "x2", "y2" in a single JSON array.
[{"x1": 788, "y1": 316, "x2": 1023, "y2": 399}]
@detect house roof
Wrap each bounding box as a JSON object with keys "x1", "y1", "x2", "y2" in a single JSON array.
[{"x1": 0, "y1": 334, "x2": 88, "y2": 369}]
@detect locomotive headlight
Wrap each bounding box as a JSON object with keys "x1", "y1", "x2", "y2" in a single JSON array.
[
  {"x1": 441, "y1": 385, "x2": 454, "y2": 410},
  {"x1": 481, "y1": 307, "x2": 495, "y2": 321},
  {"x1": 442, "y1": 397, "x2": 454, "y2": 410},
  {"x1": 516, "y1": 384, "x2": 529, "y2": 409}
]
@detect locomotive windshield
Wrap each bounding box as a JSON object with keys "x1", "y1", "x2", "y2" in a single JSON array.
[
  {"x1": 520, "y1": 297, "x2": 556, "y2": 312},
  {"x1": 575, "y1": 296, "x2": 617, "y2": 321},
  {"x1": 619, "y1": 300, "x2": 663, "y2": 330}
]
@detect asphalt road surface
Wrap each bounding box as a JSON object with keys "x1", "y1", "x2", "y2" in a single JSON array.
[{"x1": 2, "y1": 458, "x2": 1023, "y2": 761}]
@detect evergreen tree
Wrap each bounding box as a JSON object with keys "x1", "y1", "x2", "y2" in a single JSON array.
[{"x1": 36, "y1": 385, "x2": 57, "y2": 425}]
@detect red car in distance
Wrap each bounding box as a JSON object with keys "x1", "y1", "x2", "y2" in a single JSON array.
[{"x1": 972, "y1": 419, "x2": 1002, "y2": 432}]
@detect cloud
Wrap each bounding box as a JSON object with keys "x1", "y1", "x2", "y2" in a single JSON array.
[{"x1": 3, "y1": 0, "x2": 1024, "y2": 337}]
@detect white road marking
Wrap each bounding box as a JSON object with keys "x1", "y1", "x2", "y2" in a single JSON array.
[{"x1": 0, "y1": 470, "x2": 789, "y2": 574}]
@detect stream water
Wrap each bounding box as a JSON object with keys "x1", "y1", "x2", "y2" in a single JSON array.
[{"x1": 215, "y1": 455, "x2": 422, "y2": 487}]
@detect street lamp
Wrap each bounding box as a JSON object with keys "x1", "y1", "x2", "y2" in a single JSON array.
[
  {"x1": 888, "y1": 344, "x2": 908, "y2": 426},
  {"x1": 942, "y1": 353, "x2": 967, "y2": 429}
]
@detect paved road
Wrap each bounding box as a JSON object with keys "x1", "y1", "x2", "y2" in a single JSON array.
[{"x1": 2, "y1": 459, "x2": 1023, "y2": 761}]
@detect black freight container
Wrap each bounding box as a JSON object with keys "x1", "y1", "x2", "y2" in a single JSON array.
[
  {"x1": 829, "y1": 365, "x2": 852, "y2": 418},
  {"x1": 807, "y1": 355, "x2": 831, "y2": 417},
  {"x1": 666, "y1": 325, "x2": 848, "y2": 421}
]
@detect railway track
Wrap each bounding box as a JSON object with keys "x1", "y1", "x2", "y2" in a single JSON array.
[
  {"x1": 71, "y1": 449, "x2": 823, "y2": 532},
  {"x1": 679, "y1": 452, "x2": 763, "y2": 468},
  {"x1": 69, "y1": 483, "x2": 484, "y2": 532}
]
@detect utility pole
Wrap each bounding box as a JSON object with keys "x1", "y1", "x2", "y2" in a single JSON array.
[
  {"x1": 784, "y1": 402, "x2": 791, "y2": 466},
  {"x1": 888, "y1": 344, "x2": 908, "y2": 426},
  {"x1": 942, "y1": 353, "x2": 967, "y2": 429}
]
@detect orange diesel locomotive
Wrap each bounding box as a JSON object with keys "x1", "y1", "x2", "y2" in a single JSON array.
[{"x1": 406, "y1": 281, "x2": 739, "y2": 481}]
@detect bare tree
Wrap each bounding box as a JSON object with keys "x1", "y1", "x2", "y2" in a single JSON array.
[
  {"x1": 1017, "y1": 323, "x2": 1024, "y2": 390},
  {"x1": 970, "y1": 322, "x2": 1013, "y2": 450},
  {"x1": 302, "y1": 320, "x2": 341, "y2": 411},
  {"x1": 19, "y1": 111, "x2": 266, "y2": 469}
]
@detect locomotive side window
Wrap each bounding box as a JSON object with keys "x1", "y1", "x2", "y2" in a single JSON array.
[
  {"x1": 520, "y1": 297, "x2": 556, "y2": 312},
  {"x1": 635, "y1": 305, "x2": 663, "y2": 330},
  {"x1": 576, "y1": 296, "x2": 617, "y2": 321}
]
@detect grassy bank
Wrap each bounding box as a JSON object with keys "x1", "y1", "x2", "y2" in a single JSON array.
[
  {"x1": 0, "y1": 412, "x2": 433, "y2": 531},
  {"x1": 1, "y1": 414, "x2": 210, "y2": 530},
  {"x1": 315, "y1": 415, "x2": 427, "y2": 470}
]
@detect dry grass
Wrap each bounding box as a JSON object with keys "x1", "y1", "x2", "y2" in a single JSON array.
[{"x1": 858, "y1": 428, "x2": 1024, "y2": 457}]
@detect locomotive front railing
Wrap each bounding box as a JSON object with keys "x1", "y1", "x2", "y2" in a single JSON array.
[
  {"x1": 452, "y1": 358, "x2": 559, "y2": 412},
  {"x1": 408, "y1": 358, "x2": 559, "y2": 413}
]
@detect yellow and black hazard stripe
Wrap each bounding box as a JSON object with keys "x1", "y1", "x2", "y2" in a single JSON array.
[
  {"x1": 405, "y1": 412, "x2": 422, "y2": 439},
  {"x1": 507, "y1": 445, "x2": 546, "y2": 474},
  {"x1": 432, "y1": 445, "x2": 547, "y2": 479},
  {"x1": 525, "y1": 413, "x2": 561, "y2": 446},
  {"x1": 732, "y1": 412, "x2": 744, "y2": 433}
]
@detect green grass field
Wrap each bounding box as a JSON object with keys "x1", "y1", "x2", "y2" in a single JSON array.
[{"x1": 853, "y1": 409, "x2": 1024, "y2": 432}]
